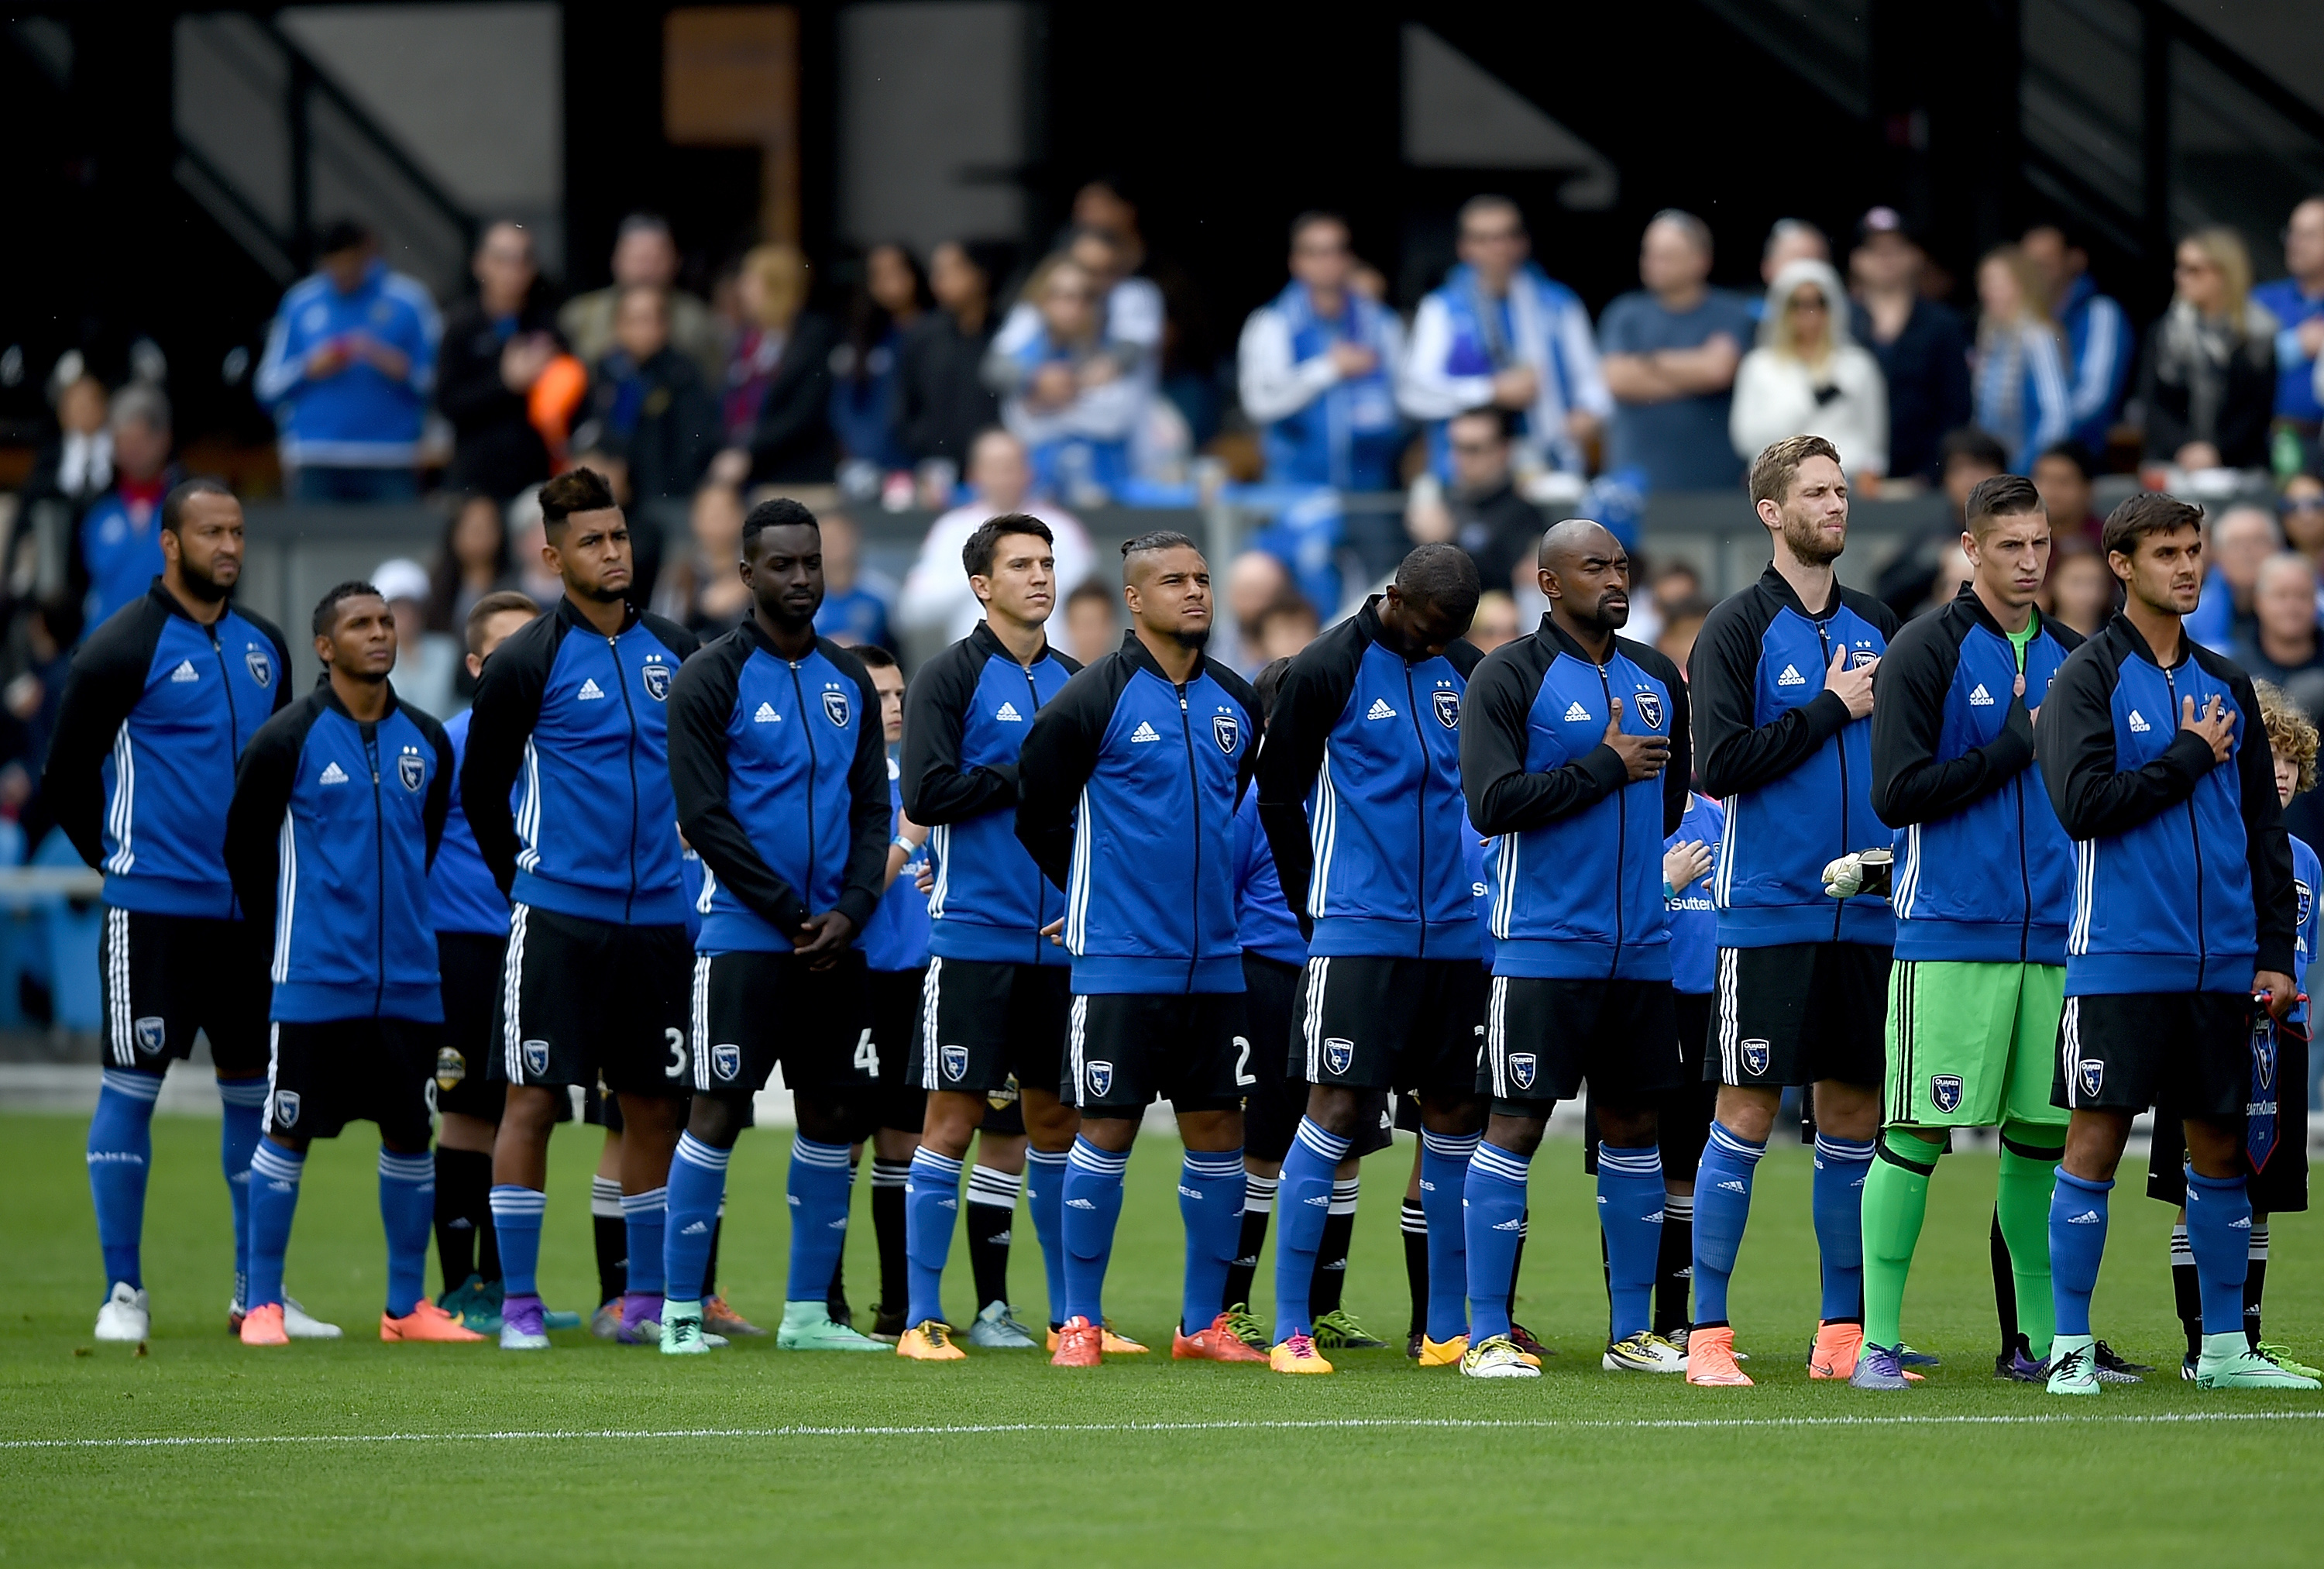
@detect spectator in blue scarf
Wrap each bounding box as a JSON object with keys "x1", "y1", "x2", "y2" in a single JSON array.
[{"x1": 1237, "y1": 212, "x2": 1407, "y2": 491}]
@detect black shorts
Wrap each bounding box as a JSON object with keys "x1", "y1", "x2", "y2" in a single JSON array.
[
  {"x1": 1066, "y1": 990, "x2": 1246, "y2": 1117},
  {"x1": 869, "y1": 966, "x2": 928, "y2": 1134},
  {"x1": 504, "y1": 905, "x2": 692, "y2": 1097},
  {"x1": 2056, "y1": 990, "x2": 2253, "y2": 1120},
  {"x1": 1297, "y1": 954, "x2": 1486, "y2": 1101},
  {"x1": 433, "y1": 931, "x2": 507, "y2": 1120},
  {"x1": 913, "y1": 958, "x2": 1070, "y2": 1099},
  {"x1": 2147, "y1": 1027, "x2": 2309, "y2": 1212},
  {"x1": 264, "y1": 1017, "x2": 438, "y2": 1145},
  {"x1": 1584, "y1": 989, "x2": 1717, "y2": 1180},
  {"x1": 1709, "y1": 942, "x2": 1889, "y2": 1090},
  {"x1": 1481, "y1": 975, "x2": 1683, "y2": 1114},
  {"x1": 1243, "y1": 952, "x2": 1393, "y2": 1163},
  {"x1": 690, "y1": 948, "x2": 873, "y2": 1102},
  {"x1": 100, "y1": 907, "x2": 270, "y2": 1076}
]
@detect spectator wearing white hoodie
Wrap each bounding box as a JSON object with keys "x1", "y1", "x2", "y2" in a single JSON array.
[{"x1": 1730, "y1": 257, "x2": 1889, "y2": 483}]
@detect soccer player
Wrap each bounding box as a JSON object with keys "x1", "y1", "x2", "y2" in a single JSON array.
[
  {"x1": 1256, "y1": 543, "x2": 1486, "y2": 1374},
  {"x1": 2147, "y1": 680, "x2": 2322, "y2": 1380},
  {"x1": 43, "y1": 478, "x2": 312, "y2": 1342},
  {"x1": 1654, "y1": 792, "x2": 1724, "y2": 1347},
  {"x1": 1857, "y1": 475, "x2": 2080, "y2": 1389},
  {"x1": 896, "y1": 515, "x2": 1083, "y2": 1359},
  {"x1": 2037, "y1": 492, "x2": 2314, "y2": 1393},
  {"x1": 657, "y1": 497, "x2": 891, "y2": 1354},
  {"x1": 1459, "y1": 519, "x2": 1692, "y2": 1378},
  {"x1": 1014, "y1": 531, "x2": 1263, "y2": 1368},
  {"x1": 1688, "y1": 434, "x2": 1900, "y2": 1387},
  {"x1": 460, "y1": 466, "x2": 701, "y2": 1350},
  {"x1": 222, "y1": 582, "x2": 478, "y2": 1345}
]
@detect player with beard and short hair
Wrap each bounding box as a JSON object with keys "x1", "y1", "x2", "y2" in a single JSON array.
[
  {"x1": 656, "y1": 498, "x2": 891, "y2": 1354},
  {"x1": 44, "y1": 478, "x2": 309, "y2": 1343},
  {"x1": 460, "y1": 466, "x2": 701, "y2": 1351},
  {"x1": 1685, "y1": 435, "x2": 1901, "y2": 1387},
  {"x1": 1015, "y1": 532, "x2": 1264, "y2": 1368}
]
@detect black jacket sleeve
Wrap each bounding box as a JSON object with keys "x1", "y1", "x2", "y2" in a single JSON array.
[
  {"x1": 1015, "y1": 662, "x2": 1119, "y2": 894},
  {"x1": 665, "y1": 636, "x2": 810, "y2": 937},
  {"x1": 1211, "y1": 660, "x2": 1265, "y2": 806},
  {"x1": 2038, "y1": 642, "x2": 2216, "y2": 839},
  {"x1": 459, "y1": 614, "x2": 555, "y2": 895},
  {"x1": 1692, "y1": 594, "x2": 1854, "y2": 800},
  {"x1": 413, "y1": 710, "x2": 455, "y2": 869},
  {"x1": 901, "y1": 641, "x2": 1020, "y2": 824},
  {"x1": 1624, "y1": 639, "x2": 1694, "y2": 837},
  {"x1": 1461, "y1": 644, "x2": 1630, "y2": 834},
  {"x1": 1872, "y1": 612, "x2": 2036, "y2": 828},
  {"x1": 246, "y1": 612, "x2": 297, "y2": 719},
  {"x1": 1254, "y1": 626, "x2": 1361, "y2": 925},
  {"x1": 829, "y1": 644, "x2": 892, "y2": 933},
  {"x1": 43, "y1": 600, "x2": 163, "y2": 870},
  {"x1": 2228, "y1": 666, "x2": 2298, "y2": 979},
  {"x1": 223, "y1": 700, "x2": 311, "y2": 936}
]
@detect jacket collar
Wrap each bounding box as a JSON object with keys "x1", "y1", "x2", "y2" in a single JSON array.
[
  {"x1": 1951, "y1": 581, "x2": 2047, "y2": 643},
  {"x1": 146, "y1": 580, "x2": 235, "y2": 628},
  {"x1": 970, "y1": 618, "x2": 1055, "y2": 667},
  {"x1": 737, "y1": 615, "x2": 818, "y2": 662},
  {"x1": 2106, "y1": 609, "x2": 2192, "y2": 670},
  {"x1": 318, "y1": 679, "x2": 400, "y2": 728},
  {"x1": 1116, "y1": 628, "x2": 1207, "y2": 687},
  {"x1": 1758, "y1": 563, "x2": 1842, "y2": 621},
  {"x1": 1537, "y1": 611, "x2": 1618, "y2": 666},
  {"x1": 556, "y1": 594, "x2": 641, "y2": 639}
]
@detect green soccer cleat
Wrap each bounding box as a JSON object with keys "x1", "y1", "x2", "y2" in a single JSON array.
[
  {"x1": 2046, "y1": 1335, "x2": 2102, "y2": 1395},
  {"x1": 2195, "y1": 1333, "x2": 2322, "y2": 1390},
  {"x1": 659, "y1": 1301, "x2": 713, "y2": 1356},
  {"x1": 776, "y1": 1300, "x2": 889, "y2": 1351},
  {"x1": 1222, "y1": 1302, "x2": 1267, "y2": 1351},
  {"x1": 2257, "y1": 1342, "x2": 2324, "y2": 1381},
  {"x1": 1312, "y1": 1309, "x2": 1389, "y2": 1351}
]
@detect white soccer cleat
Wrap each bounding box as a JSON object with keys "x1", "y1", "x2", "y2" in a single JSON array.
[
  {"x1": 94, "y1": 1282, "x2": 150, "y2": 1342},
  {"x1": 283, "y1": 1295, "x2": 342, "y2": 1340},
  {"x1": 1602, "y1": 1330, "x2": 1686, "y2": 1372}
]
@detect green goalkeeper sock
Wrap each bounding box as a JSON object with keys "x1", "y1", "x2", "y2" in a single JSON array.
[
  {"x1": 1996, "y1": 1127, "x2": 2064, "y2": 1360},
  {"x1": 1861, "y1": 1129, "x2": 1940, "y2": 1351}
]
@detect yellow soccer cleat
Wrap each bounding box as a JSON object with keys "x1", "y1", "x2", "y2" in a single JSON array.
[
  {"x1": 1416, "y1": 1332, "x2": 1469, "y2": 1368},
  {"x1": 1269, "y1": 1333, "x2": 1334, "y2": 1375},
  {"x1": 896, "y1": 1320, "x2": 968, "y2": 1361}
]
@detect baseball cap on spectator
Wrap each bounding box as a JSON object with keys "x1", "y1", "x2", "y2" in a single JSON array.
[{"x1": 371, "y1": 558, "x2": 431, "y2": 607}]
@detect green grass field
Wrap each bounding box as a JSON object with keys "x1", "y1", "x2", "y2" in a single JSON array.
[{"x1": 5, "y1": 1112, "x2": 2322, "y2": 1566}]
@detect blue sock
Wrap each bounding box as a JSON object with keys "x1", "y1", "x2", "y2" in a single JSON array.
[
  {"x1": 489, "y1": 1185, "x2": 546, "y2": 1299},
  {"x1": 378, "y1": 1149, "x2": 435, "y2": 1317},
  {"x1": 1061, "y1": 1137, "x2": 1128, "y2": 1325},
  {"x1": 2047, "y1": 1168, "x2": 2111, "y2": 1339},
  {"x1": 1419, "y1": 1129, "x2": 1479, "y2": 1342},
  {"x1": 1179, "y1": 1148, "x2": 1246, "y2": 1337},
  {"x1": 217, "y1": 1077, "x2": 266, "y2": 1306},
  {"x1": 786, "y1": 1137, "x2": 854, "y2": 1303},
  {"x1": 1597, "y1": 1144, "x2": 1665, "y2": 1342},
  {"x1": 662, "y1": 1134, "x2": 730, "y2": 1303},
  {"x1": 1271, "y1": 1118, "x2": 1353, "y2": 1341},
  {"x1": 245, "y1": 1141, "x2": 304, "y2": 1310},
  {"x1": 1025, "y1": 1147, "x2": 1069, "y2": 1326},
  {"x1": 87, "y1": 1068, "x2": 160, "y2": 1292},
  {"x1": 1692, "y1": 1121, "x2": 1765, "y2": 1325},
  {"x1": 1812, "y1": 1134, "x2": 1874, "y2": 1323},
  {"x1": 1463, "y1": 1141, "x2": 1531, "y2": 1345},
  {"x1": 2183, "y1": 1168, "x2": 2252, "y2": 1337},
  {"x1": 904, "y1": 1145, "x2": 964, "y2": 1326},
  {"x1": 620, "y1": 1186, "x2": 667, "y2": 1299}
]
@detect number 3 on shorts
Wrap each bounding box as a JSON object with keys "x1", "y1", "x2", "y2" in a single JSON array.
[
  {"x1": 853, "y1": 1029, "x2": 878, "y2": 1077},
  {"x1": 664, "y1": 1027, "x2": 687, "y2": 1079}
]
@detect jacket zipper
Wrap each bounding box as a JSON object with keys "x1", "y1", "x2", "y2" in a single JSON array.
[
  {"x1": 789, "y1": 660, "x2": 818, "y2": 920},
  {"x1": 209, "y1": 625, "x2": 242, "y2": 920},
  {"x1": 1596, "y1": 659, "x2": 1624, "y2": 979},
  {"x1": 1401, "y1": 662, "x2": 1429, "y2": 960},
  {"x1": 2164, "y1": 666, "x2": 2208, "y2": 988},
  {"x1": 1818, "y1": 621, "x2": 1847, "y2": 942},
  {"x1": 365, "y1": 724, "x2": 385, "y2": 1017},
  {"x1": 2016, "y1": 770, "x2": 2032, "y2": 962},
  {"x1": 611, "y1": 634, "x2": 641, "y2": 923},
  {"x1": 1026, "y1": 661, "x2": 1050, "y2": 965},
  {"x1": 1177, "y1": 680, "x2": 1199, "y2": 993}
]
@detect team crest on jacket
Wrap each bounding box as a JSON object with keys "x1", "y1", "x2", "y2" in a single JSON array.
[
  {"x1": 523, "y1": 1038, "x2": 551, "y2": 1078},
  {"x1": 641, "y1": 661, "x2": 672, "y2": 701},
  {"x1": 822, "y1": 688, "x2": 851, "y2": 727},
  {"x1": 941, "y1": 1044, "x2": 968, "y2": 1082},
  {"x1": 1508, "y1": 1052, "x2": 1537, "y2": 1091},
  {"x1": 271, "y1": 1090, "x2": 301, "y2": 1128},
  {"x1": 1085, "y1": 1059, "x2": 1114, "y2": 1098},
  {"x1": 1930, "y1": 1074, "x2": 1963, "y2": 1113},
  {"x1": 711, "y1": 1043, "x2": 741, "y2": 1082},
  {"x1": 1212, "y1": 713, "x2": 1239, "y2": 754},
  {"x1": 2078, "y1": 1058, "x2": 2104, "y2": 1099},
  {"x1": 2299, "y1": 879, "x2": 2313, "y2": 931},
  {"x1": 134, "y1": 1016, "x2": 165, "y2": 1055},
  {"x1": 1325, "y1": 1037, "x2": 1354, "y2": 1076},
  {"x1": 1742, "y1": 1037, "x2": 1770, "y2": 1076},
  {"x1": 245, "y1": 647, "x2": 272, "y2": 688},
  {"x1": 1432, "y1": 689, "x2": 1461, "y2": 729},
  {"x1": 397, "y1": 749, "x2": 425, "y2": 792},
  {"x1": 1632, "y1": 691, "x2": 1664, "y2": 731}
]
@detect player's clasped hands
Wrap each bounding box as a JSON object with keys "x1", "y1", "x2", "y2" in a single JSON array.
[
  {"x1": 1825, "y1": 645, "x2": 1876, "y2": 719},
  {"x1": 1602, "y1": 696, "x2": 1669, "y2": 781},
  {"x1": 2181, "y1": 693, "x2": 2235, "y2": 763}
]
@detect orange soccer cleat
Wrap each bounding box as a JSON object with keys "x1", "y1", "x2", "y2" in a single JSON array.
[
  {"x1": 1050, "y1": 1314, "x2": 1105, "y2": 1368},
  {"x1": 1807, "y1": 1320, "x2": 1864, "y2": 1381},
  {"x1": 897, "y1": 1320, "x2": 968, "y2": 1361},
  {"x1": 239, "y1": 1302, "x2": 290, "y2": 1347},
  {"x1": 1173, "y1": 1313, "x2": 1270, "y2": 1364},
  {"x1": 1685, "y1": 1324, "x2": 1754, "y2": 1386},
  {"x1": 382, "y1": 1300, "x2": 488, "y2": 1343}
]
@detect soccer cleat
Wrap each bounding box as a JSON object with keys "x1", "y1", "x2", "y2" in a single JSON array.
[
  {"x1": 238, "y1": 1302, "x2": 289, "y2": 1347},
  {"x1": 1416, "y1": 1332, "x2": 1469, "y2": 1367},
  {"x1": 381, "y1": 1300, "x2": 487, "y2": 1343},
  {"x1": 438, "y1": 1275, "x2": 497, "y2": 1334},
  {"x1": 2092, "y1": 1357, "x2": 2143, "y2": 1385},
  {"x1": 1176, "y1": 1313, "x2": 1270, "y2": 1364},
  {"x1": 1050, "y1": 1314, "x2": 1104, "y2": 1368},
  {"x1": 615, "y1": 1294, "x2": 662, "y2": 1346},
  {"x1": 2195, "y1": 1334, "x2": 2322, "y2": 1390},
  {"x1": 283, "y1": 1296, "x2": 342, "y2": 1340},
  {"x1": 2181, "y1": 1354, "x2": 2199, "y2": 1382},
  {"x1": 1685, "y1": 1325, "x2": 1754, "y2": 1386},
  {"x1": 868, "y1": 1301, "x2": 906, "y2": 1344},
  {"x1": 1222, "y1": 1302, "x2": 1268, "y2": 1351},
  {"x1": 1848, "y1": 1342, "x2": 1912, "y2": 1390},
  {"x1": 1603, "y1": 1330, "x2": 1686, "y2": 1372},
  {"x1": 2046, "y1": 1335, "x2": 2101, "y2": 1395},
  {"x1": 2258, "y1": 1342, "x2": 2324, "y2": 1381},
  {"x1": 1896, "y1": 1344, "x2": 1941, "y2": 1369},
  {"x1": 1995, "y1": 1345, "x2": 2047, "y2": 1383},
  {"x1": 95, "y1": 1282, "x2": 150, "y2": 1343},
  {"x1": 2094, "y1": 1339, "x2": 2151, "y2": 1375},
  {"x1": 500, "y1": 1293, "x2": 551, "y2": 1351},
  {"x1": 1312, "y1": 1309, "x2": 1389, "y2": 1351},
  {"x1": 1807, "y1": 1320, "x2": 1864, "y2": 1380},
  {"x1": 589, "y1": 1300, "x2": 621, "y2": 1340},
  {"x1": 703, "y1": 1295, "x2": 766, "y2": 1337},
  {"x1": 897, "y1": 1320, "x2": 968, "y2": 1361},
  {"x1": 1044, "y1": 1319, "x2": 1147, "y2": 1354},
  {"x1": 1406, "y1": 1330, "x2": 1425, "y2": 1361},
  {"x1": 660, "y1": 1303, "x2": 712, "y2": 1356},
  {"x1": 1459, "y1": 1333, "x2": 1540, "y2": 1379},
  {"x1": 1269, "y1": 1333, "x2": 1334, "y2": 1374},
  {"x1": 1508, "y1": 1321, "x2": 1554, "y2": 1361},
  {"x1": 776, "y1": 1301, "x2": 887, "y2": 1351},
  {"x1": 541, "y1": 1306, "x2": 583, "y2": 1331},
  {"x1": 968, "y1": 1301, "x2": 1039, "y2": 1349}
]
